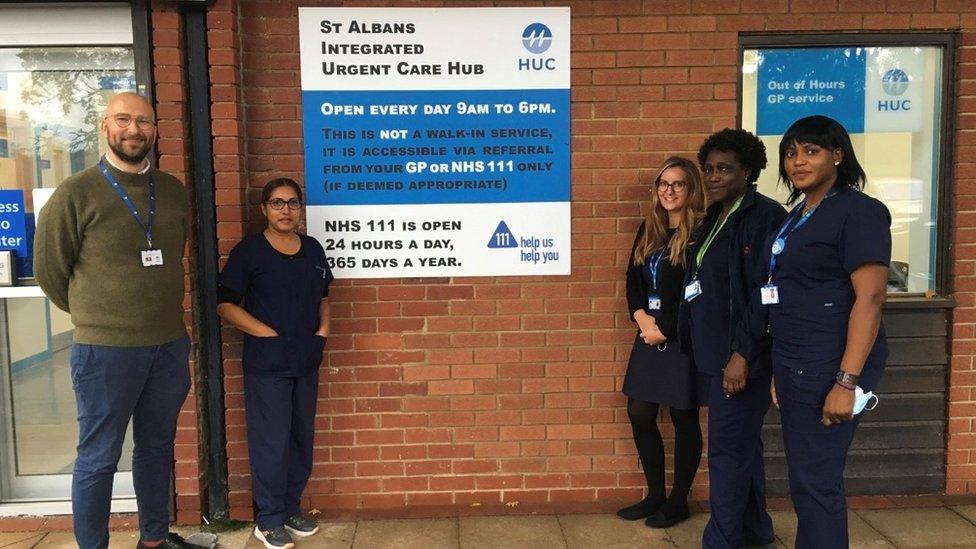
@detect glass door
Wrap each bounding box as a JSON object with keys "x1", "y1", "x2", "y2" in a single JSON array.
[{"x1": 0, "y1": 45, "x2": 137, "y2": 502}]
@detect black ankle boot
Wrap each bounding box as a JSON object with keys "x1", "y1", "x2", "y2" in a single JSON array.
[
  {"x1": 615, "y1": 497, "x2": 664, "y2": 521},
  {"x1": 644, "y1": 501, "x2": 690, "y2": 528}
]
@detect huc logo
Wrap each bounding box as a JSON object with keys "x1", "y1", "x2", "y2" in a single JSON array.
[{"x1": 518, "y1": 22, "x2": 556, "y2": 71}]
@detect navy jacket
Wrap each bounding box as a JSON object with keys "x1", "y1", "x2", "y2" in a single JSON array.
[{"x1": 681, "y1": 185, "x2": 787, "y2": 378}]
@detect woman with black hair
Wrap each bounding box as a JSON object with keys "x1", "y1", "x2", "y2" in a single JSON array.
[
  {"x1": 767, "y1": 115, "x2": 890, "y2": 548},
  {"x1": 617, "y1": 157, "x2": 705, "y2": 528},
  {"x1": 217, "y1": 178, "x2": 333, "y2": 549},
  {"x1": 684, "y1": 129, "x2": 786, "y2": 548}
]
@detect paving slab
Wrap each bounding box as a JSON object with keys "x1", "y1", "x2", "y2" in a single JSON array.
[
  {"x1": 459, "y1": 516, "x2": 565, "y2": 549},
  {"x1": 0, "y1": 532, "x2": 48, "y2": 549},
  {"x1": 858, "y1": 507, "x2": 976, "y2": 548},
  {"x1": 770, "y1": 509, "x2": 893, "y2": 549},
  {"x1": 30, "y1": 531, "x2": 140, "y2": 548},
  {"x1": 950, "y1": 505, "x2": 976, "y2": 526},
  {"x1": 0, "y1": 532, "x2": 46, "y2": 548},
  {"x1": 557, "y1": 513, "x2": 670, "y2": 549},
  {"x1": 659, "y1": 511, "x2": 710, "y2": 548},
  {"x1": 354, "y1": 518, "x2": 456, "y2": 549}
]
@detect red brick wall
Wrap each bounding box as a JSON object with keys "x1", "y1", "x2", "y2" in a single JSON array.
[
  {"x1": 151, "y1": 1, "x2": 206, "y2": 524},
  {"x1": 189, "y1": 0, "x2": 976, "y2": 520},
  {"x1": 948, "y1": 17, "x2": 976, "y2": 493}
]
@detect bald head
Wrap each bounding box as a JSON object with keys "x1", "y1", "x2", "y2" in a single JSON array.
[
  {"x1": 105, "y1": 92, "x2": 155, "y2": 119},
  {"x1": 101, "y1": 92, "x2": 157, "y2": 169}
]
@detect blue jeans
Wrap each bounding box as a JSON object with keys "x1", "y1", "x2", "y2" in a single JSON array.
[{"x1": 70, "y1": 335, "x2": 191, "y2": 549}]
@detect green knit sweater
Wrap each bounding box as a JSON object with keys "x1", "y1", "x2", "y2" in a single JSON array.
[{"x1": 34, "y1": 162, "x2": 189, "y2": 346}]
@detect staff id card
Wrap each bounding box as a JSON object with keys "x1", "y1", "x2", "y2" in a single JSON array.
[
  {"x1": 141, "y1": 248, "x2": 164, "y2": 267},
  {"x1": 761, "y1": 284, "x2": 779, "y2": 305},
  {"x1": 684, "y1": 279, "x2": 702, "y2": 301},
  {"x1": 647, "y1": 295, "x2": 662, "y2": 310}
]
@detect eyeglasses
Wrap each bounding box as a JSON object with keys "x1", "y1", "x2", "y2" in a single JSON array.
[
  {"x1": 701, "y1": 164, "x2": 739, "y2": 176},
  {"x1": 264, "y1": 198, "x2": 303, "y2": 210},
  {"x1": 657, "y1": 181, "x2": 687, "y2": 193},
  {"x1": 107, "y1": 114, "x2": 156, "y2": 130}
]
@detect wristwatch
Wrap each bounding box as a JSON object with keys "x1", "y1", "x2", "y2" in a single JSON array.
[{"x1": 835, "y1": 370, "x2": 859, "y2": 387}]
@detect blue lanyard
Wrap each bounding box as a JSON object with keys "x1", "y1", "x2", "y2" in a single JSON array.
[
  {"x1": 647, "y1": 248, "x2": 667, "y2": 290},
  {"x1": 99, "y1": 159, "x2": 155, "y2": 247},
  {"x1": 767, "y1": 190, "x2": 835, "y2": 282}
]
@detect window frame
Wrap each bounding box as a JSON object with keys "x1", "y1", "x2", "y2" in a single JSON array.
[{"x1": 737, "y1": 32, "x2": 956, "y2": 300}]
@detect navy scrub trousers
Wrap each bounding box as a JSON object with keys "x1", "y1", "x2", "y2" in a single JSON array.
[
  {"x1": 766, "y1": 188, "x2": 891, "y2": 548},
  {"x1": 688, "y1": 208, "x2": 775, "y2": 549},
  {"x1": 218, "y1": 233, "x2": 333, "y2": 529}
]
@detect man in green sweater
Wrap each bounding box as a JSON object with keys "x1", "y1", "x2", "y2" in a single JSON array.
[{"x1": 34, "y1": 92, "x2": 197, "y2": 549}]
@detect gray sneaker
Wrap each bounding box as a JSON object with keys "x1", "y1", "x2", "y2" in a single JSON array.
[
  {"x1": 254, "y1": 526, "x2": 295, "y2": 549},
  {"x1": 284, "y1": 514, "x2": 320, "y2": 537}
]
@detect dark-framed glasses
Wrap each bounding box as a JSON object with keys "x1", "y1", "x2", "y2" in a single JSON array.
[
  {"x1": 656, "y1": 180, "x2": 687, "y2": 193},
  {"x1": 264, "y1": 198, "x2": 303, "y2": 210},
  {"x1": 107, "y1": 114, "x2": 156, "y2": 130}
]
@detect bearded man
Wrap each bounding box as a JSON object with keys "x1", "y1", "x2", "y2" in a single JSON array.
[{"x1": 34, "y1": 92, "x2": 198, "y2": 549}]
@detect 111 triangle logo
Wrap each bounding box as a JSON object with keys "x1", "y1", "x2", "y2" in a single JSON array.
[{"x1": 487, "y1": 221, "x2": 518, "y2": 248}]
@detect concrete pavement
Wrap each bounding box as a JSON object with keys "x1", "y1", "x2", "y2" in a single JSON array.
[{"x1": 5, "y1": 505, "x2": 976, "y2": 548}]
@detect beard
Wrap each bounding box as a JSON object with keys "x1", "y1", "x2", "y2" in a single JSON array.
[{"x1": 108, "y1": 138, "x2": 151, "y2": 164}]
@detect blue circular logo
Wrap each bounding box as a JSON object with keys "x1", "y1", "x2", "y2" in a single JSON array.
[
  {"x1": 522, "y1": 23, "x2": 553, "y2": 54},
  {"x1": 881, "y1": 68, "x2": 910, "y2": 96}
]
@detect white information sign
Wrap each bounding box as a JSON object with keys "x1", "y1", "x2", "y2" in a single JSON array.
[{"x1": 299, "y1": 7, "x2": 571, "y2": 278}]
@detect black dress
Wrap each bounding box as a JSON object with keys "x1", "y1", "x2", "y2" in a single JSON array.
[{"x1": 622, "y1": 224, "x2": 695, "y2": 410}]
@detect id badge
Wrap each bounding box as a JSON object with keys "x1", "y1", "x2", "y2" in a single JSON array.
[
  {"x1": 761, "y1": 284, "x2": 780, "y2": 305},
  {"x1": 141, "y1": 248, "x2": 164, "y2": 267},
  {"x1": 684, "y1": 279, "x2": 702, "y2": 301},
  {"x1": 647, "y1": 295, "x2": 662, "y2": 310}
]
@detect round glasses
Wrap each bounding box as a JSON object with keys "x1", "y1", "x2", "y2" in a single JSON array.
[
  {"x1": 106, "y1": 114, "x2": 156, "y2": 130},
  {"x1": 264, "y1": 198, "x2": 303, "y2": 210}
]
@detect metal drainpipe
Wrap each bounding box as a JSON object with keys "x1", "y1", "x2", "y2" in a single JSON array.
[{"x1": 182, "y1": 3, "x2": 229, "y2": 520}]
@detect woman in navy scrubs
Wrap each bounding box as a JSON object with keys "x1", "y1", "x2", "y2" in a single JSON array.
[
  {"x1": 217, "y1": 178, "x2": 334, "y2": 549},
  {"x1": 617, "y1": 157, "x2": 705, "y2": 528},
  {"x1": 685, "y1": 129, "x2": 786, "y2": 549},
  {"x1": 768, "y1": 115, "x2": 890, "y2": 549}
]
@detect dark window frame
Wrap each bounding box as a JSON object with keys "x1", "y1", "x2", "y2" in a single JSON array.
[{"x1": 737, "y1": 32, "x2": 956, "y2": 304}]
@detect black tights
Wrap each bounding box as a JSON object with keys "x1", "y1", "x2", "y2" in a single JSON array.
[{"x1": 626, "y1": 397, "x2": 703, "y2": 506}]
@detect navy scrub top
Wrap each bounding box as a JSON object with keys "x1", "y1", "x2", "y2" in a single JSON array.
[
  {"x1": 688, "y1": 221, "x2": 733, "y2": 375},
  {"x1": 219, "y1": 233, "x2": 334, "y2": 377},
  {"x1": 766, "y1": 187, "x2": 891, "y2": 390}
]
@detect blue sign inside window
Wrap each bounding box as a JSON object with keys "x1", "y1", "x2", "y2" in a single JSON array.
[{"x1": 756, "y1": 48, "x2": 866, "y2": 135}]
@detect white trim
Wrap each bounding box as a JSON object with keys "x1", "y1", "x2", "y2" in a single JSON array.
[
  {"x1": 0, "y1": 497, "x2": 136, "y2": 516},
  {"x1": 0, "y1": 286, "x2": 47, "y2": 299},
  {"x1": 0, "y1": 3, "x2": 132, "y2": 46}
]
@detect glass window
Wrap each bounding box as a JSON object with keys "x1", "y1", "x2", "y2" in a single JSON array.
[
  {"x1": 741, "y1": 45, "x2": 946, "y2": 294},
  {"x1": 0, "y1": 46, "x2": 136, "y2": 502}
]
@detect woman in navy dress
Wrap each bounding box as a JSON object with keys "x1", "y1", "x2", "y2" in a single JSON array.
[
  {"x1": 617, "y1": 156, "x2": 705, "y2": 528},
  {"x1": 685, "y1": 129, "x2": 787, "y2": 549},
  {"x1": 768, "y1": 115, "x2": 890, "y2": 549},
  {"x1": 217, "y1": 178, "x2": 334, "y2": 549}
]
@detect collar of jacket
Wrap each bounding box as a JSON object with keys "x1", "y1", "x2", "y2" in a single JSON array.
[{"x1": 704, "y1": 184, "x2": 759, "y2": 221}]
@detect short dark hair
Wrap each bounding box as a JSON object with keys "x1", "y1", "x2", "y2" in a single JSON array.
[
  {"x1": 777, "y1": 115, "x2": 866, "y2": 204},
  {"x1": 261, "y1": 177, "x2": 303, "y2": 203},
  {"x1": 697, "y1": 128, "x2": 767, "y2": 184}
]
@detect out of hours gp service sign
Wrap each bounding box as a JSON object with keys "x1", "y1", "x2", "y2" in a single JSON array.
[{"x1": 299, "y1": 7, "x2": 571, "y2": 278}]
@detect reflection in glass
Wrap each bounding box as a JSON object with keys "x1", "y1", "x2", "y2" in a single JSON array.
[
  {"x1": 741, "y1": 47, "x2": 943, "y2": 294},
  {"x1": 8, "y1": 299, "x2": 134, "y2": 476},
  {"x1": 0, "y1": 47, "x2": 136, "y2": 499}
]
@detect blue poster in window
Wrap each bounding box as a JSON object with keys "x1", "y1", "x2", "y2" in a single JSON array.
[
  {"x1": 0, "y1": 190, "x2": 28, "y2": 276},
  {"x1": 756, "y1": 48, "x2": 866, "y2": 135}
]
